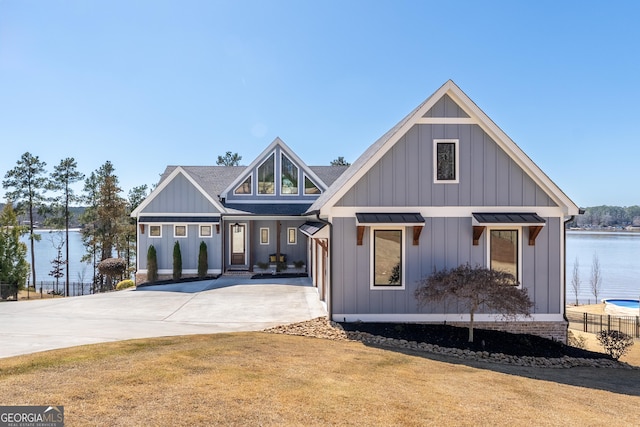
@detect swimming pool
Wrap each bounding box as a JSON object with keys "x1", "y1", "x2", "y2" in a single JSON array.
[{"x1": 603, "y1": 299, "x2": 640, "y2": 316}]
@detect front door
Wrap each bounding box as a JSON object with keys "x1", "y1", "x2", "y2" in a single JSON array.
[{"x1": 230, "y1": 224, "x2": 246, "y2": 265}]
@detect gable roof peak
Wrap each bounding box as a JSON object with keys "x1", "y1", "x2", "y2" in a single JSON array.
[
  {"x1": 308, "y1": 81, "x2": 579, "y2": 215},
  {"x1": 220, "y1": 136, "x2": 329, "y2": 198}
]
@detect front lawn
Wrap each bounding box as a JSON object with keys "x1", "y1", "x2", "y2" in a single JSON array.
[{"x1": 0, "y1": 333, "x2": 638, "y2": 426}]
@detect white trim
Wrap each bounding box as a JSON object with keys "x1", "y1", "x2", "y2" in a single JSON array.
[
  {"x1": 280, "y1": 152, "x2": 300, "y2": 196},
  {"x1": 131, "y1": 166, "x2": 225, "y2": 216},
  {"x1": 333, "y1": 313, "x2": 565, "y2": 323},
  {"x1": 174, "y1": 224, "x2": 188, "y2": 238},
  {"x1": 331, "y1": 206, "x2": 565, "y2": 218},
  {"x1": 138, "y1": 212, "x2": 221, "y2": 218},
  {"x1": 486, "y1": 226, "x2": 522, "y2": 287},
  {"x1": 416, "y1": 117, "x2": 476, "y2": 124},
  {"x1": 312, "y1": 80, "x2": 579, "y2": 216},
  {"x1": 445, "y1": 84, "x2": 578, "y2": 213},
  {"x1": 287, "y1": 227, "x2": 297, "y2": 245},
  {"x1": 229, "y1": 223, "x2": 247, "y2": 265},
  {"x1": 370, "y1": 226, "x2": 405, "y2": 289},
  {"x1": 148, "y1": 224, "x2": 162, "y2": 238},
  {"x1": 224, "y1": 199, "x2": 314, "y2": 205},
  {"x1": 199, "y1": 224, "x2": 213, "y2": 238},
  {"x1": 433, "y1": 139, "x2": 459, "y2": 184},
  {"x1": 260, "y1": 227, "x2": 270, "y2": 245},
  {"x1": 560, "y1": 221, "x2": 566, "y2": 312}
]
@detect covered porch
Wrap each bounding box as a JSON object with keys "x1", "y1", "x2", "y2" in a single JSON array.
[{"x1": 221, "y1": 215, "x2": 310, "y2": 275}]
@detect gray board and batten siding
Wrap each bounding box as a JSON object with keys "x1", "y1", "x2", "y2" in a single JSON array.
[
  {"x1": 335, "y1": 123, "x2": 557, "y2": 208},
  {"x1": 330, "y1": 216, "x2": 562, "y2": 317},
  {"x1": 423, "y1": 93, "x2": 470, "y2": 118},
  {"x1": 137, "y1": 170, "x2": 223, "y2": 274},
  {"x1": 330, "y1": 99, "x2": 564, "y2": 317},
  {"x1": 141, "y1": 172, "x2": 222, "y2": 214},
  {"x1": 137, "y1": 223, "x2": 222, "y2": 274}
]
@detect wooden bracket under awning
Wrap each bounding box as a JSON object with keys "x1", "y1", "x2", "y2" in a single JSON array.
[
  {"x1": 472, "y1": 224, "x2": 544, "y2": 246},
  {"x1": 528, "y1": 225, "x2": 543, "y2": 246},
  {"x1": 472, "y1": 226, "x2": 485, "y2": 245},
  {"x1": 412, "y1": 226, "x2": 423, "y2": 245},
  {"x1": 357, "y1": 226, "x2": 365, "y2": 246}
]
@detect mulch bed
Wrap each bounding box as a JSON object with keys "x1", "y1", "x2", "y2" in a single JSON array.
[{"x1": 339, "y1": 322, "x2": 610, "y2": 359}]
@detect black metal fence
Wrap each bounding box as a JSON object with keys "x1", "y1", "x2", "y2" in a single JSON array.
[
  {"x1": 0, "y1": 281, "x2": 96, "y2": 300},
  {"x1": 567, "y1": 311, "x2": 640, "y2": 338}
]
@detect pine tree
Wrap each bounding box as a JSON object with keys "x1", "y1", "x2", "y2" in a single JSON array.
[
  {"x1": 49, "y1": 157, "x2": 84, "y2": 296},
  {"x1": 80, "y1": 162, "x2": 126, "y2": 292},
  {"x1": 3, "y1": 152, "x2": 48, "y2": 288},
  {"x1": 216, "y1": 151, "x2": 242, "y2": 166}
]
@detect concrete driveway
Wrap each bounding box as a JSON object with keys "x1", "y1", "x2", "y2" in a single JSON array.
[{"x1": 0, "y1": 276, "x2": 326, "y2": 358}]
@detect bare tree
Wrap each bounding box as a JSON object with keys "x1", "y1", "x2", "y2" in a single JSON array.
[
  {"x1": 48, "y1": 232, "x2": 66, "y2": 295},
  {"x1": 570, "y1": 257, "x2": 581, "y2": 306},
  {"x1": 415, "y1": 264, "x2": 532, "y2": 342},
  {"x1": 590, "y1": 252, "x2": 602, "y2": 302}
]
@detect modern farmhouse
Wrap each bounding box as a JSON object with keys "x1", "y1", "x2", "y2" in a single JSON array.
[{"x1": 131, "y1": 80, "x2": 580, "y2": 341}]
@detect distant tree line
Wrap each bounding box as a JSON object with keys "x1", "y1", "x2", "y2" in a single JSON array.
[
  {"x1": 1, "y1": 152, "x2": 149, "y2": 295},
  {"x1": 568, "y1": 205, "x2": 640, "y2": 228}
]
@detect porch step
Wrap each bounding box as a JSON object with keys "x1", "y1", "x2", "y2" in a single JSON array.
[{"x1": 223, "y1": 271, "x2": 253, "y2": 277}]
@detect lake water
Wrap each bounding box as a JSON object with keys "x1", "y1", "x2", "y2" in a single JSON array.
[
  {"x1": 18, "y1": 230, "x2": 640, "y2": 302},
  {"x1": 20, "y1": 230, "x2": 93, "y2": 295},
  {"x1": 566, "y1": 231, "x2": 640, "y2": 304}
]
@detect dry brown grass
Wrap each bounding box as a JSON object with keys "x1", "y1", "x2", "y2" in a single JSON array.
[
  {"x1": 1, "y1": 332, "x2": 639, "y2": 426},
  {"x1": 13, "y1": 289, "x2": 62, "y2": 300}
]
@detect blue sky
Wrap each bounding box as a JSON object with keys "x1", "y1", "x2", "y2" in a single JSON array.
[{"x1": 1, "y1": 0, "x2": 638, "y2": 207}]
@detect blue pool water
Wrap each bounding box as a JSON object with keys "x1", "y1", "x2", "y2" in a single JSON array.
[{"x1": 603, "y1": 299, "x2": 640, "y2": 309}]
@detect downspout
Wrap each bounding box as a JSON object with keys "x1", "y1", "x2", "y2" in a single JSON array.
[
  {"x1": 311, "y1": 210, "x2": 333, "y2": 320},
  {"x1": 563, "y1": 210, "x2": 584, "y2": 328}
]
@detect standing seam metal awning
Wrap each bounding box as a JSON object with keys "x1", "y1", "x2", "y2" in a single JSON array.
[
  {"x1": 472, "y1": 213, "x2": 546, "y2": 226},
  {"x1": 355, "y1": 212, "x2": 425, "y2": 225},
  {"x1": 299, "y1": 221, "x2": 326, "y2": 237},
  {"x1": 355, "y1": 213, "x2": 426, "y2": 246}
]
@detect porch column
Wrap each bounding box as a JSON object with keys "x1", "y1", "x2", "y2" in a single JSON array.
[{"x1": 276, "y1": 221, "x2": 281, "y2": 272}]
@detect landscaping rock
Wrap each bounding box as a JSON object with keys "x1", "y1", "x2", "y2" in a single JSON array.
[{"x1": 263, "y1": 317, "x2": 636, "y2": 369}]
